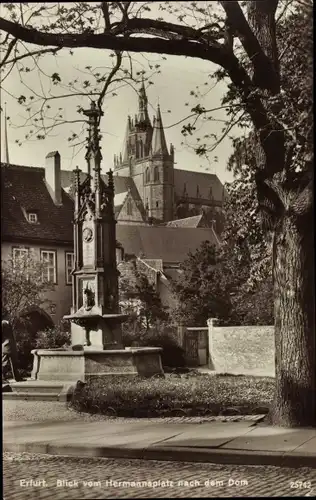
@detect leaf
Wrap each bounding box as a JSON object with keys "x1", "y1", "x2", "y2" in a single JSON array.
[
  {"x1": 17, "y1": 95, "x2": 26, "y2": 104},
  {"x1": 51, "y1": 72, "x2": 61, "y2": 83}
]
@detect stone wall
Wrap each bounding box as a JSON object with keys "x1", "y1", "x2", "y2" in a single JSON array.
[{"x1": 208, "y1": 321, "x2": 275, "y2": 377}]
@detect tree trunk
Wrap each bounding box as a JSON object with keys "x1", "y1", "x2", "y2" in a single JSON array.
[{"x1": 272, "y1": 211, "x2": 315, "y2": 427}]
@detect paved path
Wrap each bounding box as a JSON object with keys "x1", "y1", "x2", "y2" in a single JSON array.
[
  {"x1": 3, "y1": 453, "x2": 316, "y2": 499},
  {"x1": 4, "y1": 415, "x2": 316, "y2": 468}
]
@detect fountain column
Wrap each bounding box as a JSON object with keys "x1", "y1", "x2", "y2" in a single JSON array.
[{"x1": 64, "y1": 101, "x2": 126, "y2": 350}]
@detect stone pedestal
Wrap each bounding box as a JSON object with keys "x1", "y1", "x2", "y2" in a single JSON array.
[
  {"x1": 31, "y1": 347, "x2": 164, "y2": 382},
  {"x1": 65, "y1": 312, "x2": 127, "y2": 350}
]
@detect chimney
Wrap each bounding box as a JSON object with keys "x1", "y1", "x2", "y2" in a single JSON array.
[{"x1": 45, "y1": 151, "x2": 62, "y2": 205}]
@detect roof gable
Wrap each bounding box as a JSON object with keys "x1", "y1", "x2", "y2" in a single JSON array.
[{"x1": 1, "y1": 163, "x2": 73, "y2": 244}]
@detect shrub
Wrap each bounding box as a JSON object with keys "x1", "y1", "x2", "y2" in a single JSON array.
[
  {"x1": 122, "y1": 327, "x2": 185, "y2": 368},
  {"x1": 71, "y1": 374, "x2": 274, "y2": 417},
  {"x1": 35, "y1": 325, "x2": 71, "y2": 349}
]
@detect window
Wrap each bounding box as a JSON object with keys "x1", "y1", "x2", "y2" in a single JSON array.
[
  {"x1": 65, "y1": 252, "x2": 74, "y2": 285},
  {"x1": 126, "y1": 198, "x2": 133, "y2": 216},
  {"x1": 12, "y1": 247, "x2": 29, "y2": 270},
  {"x1": 154, "y1": 166, "x2": 159, "y2": 182},
  {"x1": 41, "y1": 250, "x2": 57, "y2": 283},
  {"x1": 145, "y1": 168, "x2": 150, "y2": 183},
  {"x1": 28, "y1": 212, "x2": 38, "y2": 223},
  {"x1": 156, "y1": 201, "x2": 159, "y2": 208}
]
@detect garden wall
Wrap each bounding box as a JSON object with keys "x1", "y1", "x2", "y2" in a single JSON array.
[{"x1": 207, "y1": 321, "x2": 275, "y2": 377}]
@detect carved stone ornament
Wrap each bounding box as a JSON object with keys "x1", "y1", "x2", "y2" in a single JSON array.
[
  {"x1": 83, "y1": 227, "x2": 94, "y2": 243},
  {"x1": 83, "y1": 285, "x2": 95, "y2": 311}
]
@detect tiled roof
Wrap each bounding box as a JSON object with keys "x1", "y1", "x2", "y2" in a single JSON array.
[
  {"x1": 60, "y1": 170, "x2": 146, "y2": 219},
  {"x1": 166, "y1": 215, "x2": 204, "y2": 228},
  {"x1": 116, "y1": 225, "x2": 219, "y2": 264},
  {"x1": 114, "y1": 191, "x2": 128, "y2": 207},
  {"x1": 1, "y1": 163, "x2": 73, "y2": 244},
  {"x1": 174, "y1": 169, "x2": 225, "y2": 202}
]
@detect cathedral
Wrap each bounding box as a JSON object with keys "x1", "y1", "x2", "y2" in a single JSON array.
[{"x1": 111, "y1": 81, "x2": 226, "y2": 232}]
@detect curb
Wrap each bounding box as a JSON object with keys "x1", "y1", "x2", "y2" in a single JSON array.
[{"x1": 3, "y1": 441, "x2": 315, "y2": 469}]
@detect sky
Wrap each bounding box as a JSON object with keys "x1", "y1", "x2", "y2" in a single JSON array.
[{"x1": 0, "y1": 4, "x2": 236, "y2": 185}]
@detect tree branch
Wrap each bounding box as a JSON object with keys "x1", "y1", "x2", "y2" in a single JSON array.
[
  {"x1": 101, "y1": 2, "x2": 111, "y2": 31},
  {"x1": 0, "y1": 16, "x2": 227, "y2": 65},
  {"x1": 0, "y1": 36, "x2": 17, "y2": 68},
  {"x1": 2, "y1": 46, "x2": 61, "y2": 66},
  {"x1": 97, "y1": 50, "x2": 123, "y2": 119},
  {"x1": 220, "y1": 1, "x2": 279, "y2": 92}
]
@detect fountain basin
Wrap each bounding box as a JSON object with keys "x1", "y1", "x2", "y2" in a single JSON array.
[{"x1": 31, "y1": 347, "x2": 164, "y2": 382}]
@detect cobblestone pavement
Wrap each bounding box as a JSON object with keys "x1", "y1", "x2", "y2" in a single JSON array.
[{"x1": 3, "y1": 453, "x2": 316, "y2": 499}]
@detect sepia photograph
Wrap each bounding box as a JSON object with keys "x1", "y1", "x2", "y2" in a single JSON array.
[{"x1": 1, "y1": 1, "x2": 314, "y2": 498}]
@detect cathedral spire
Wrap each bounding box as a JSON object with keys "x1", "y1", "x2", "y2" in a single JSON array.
[
  {"x1": 3, "y1": 102, "x2": 10, "y2": 163},
  {"x1": 152, "y1": 104, "x2": 169, "y2": 157},
  {"x1": 121, "y1": 115, "x2": 132, "y2": 163},
  {"x1": 137, "y1": 77, "x2": 150, "y2": 126}
]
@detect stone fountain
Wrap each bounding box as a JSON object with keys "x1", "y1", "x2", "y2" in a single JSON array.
[{"x1": 8, "y1": 102, "x2": 163, "y2": 400}]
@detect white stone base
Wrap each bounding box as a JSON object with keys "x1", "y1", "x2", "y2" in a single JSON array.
[{"x1": 31, "y1": 347, "x2": 164, "y2": 382}]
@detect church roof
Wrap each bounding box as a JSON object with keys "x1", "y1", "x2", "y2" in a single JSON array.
[
  {"x1": 1, "y1": 163, "x2": 73, "y2": 244},
  {"x1": 116, "y1": 225, "x2": 219, "y2": 264},
  {"x1": 174, "y1": 169, "x2": 225, "y2": 203},
  {"x1": 166, "y1": 214, "x2": 205, "y2": 228},
  {"x1": 114, "y1": 191, "x2": 128, "y2": 207}
]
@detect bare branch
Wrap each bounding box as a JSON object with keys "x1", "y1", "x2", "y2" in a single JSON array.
[
  {"x1": 0, "y1": 37, "x2": 17, "y2": 68},
  {"x1": 97, "y1": 50, "x2": 123, "y2": 119},
  {"x1": 101, "y1": 2, "x2": 111, "y2": 30},
  {"x1": 3, "y1": 46, "x2": 61, "y2": 66}
]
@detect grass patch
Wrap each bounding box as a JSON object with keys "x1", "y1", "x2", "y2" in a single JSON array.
[{"x1": 71, "y1": 373, "x2": 274, "y2": 418}]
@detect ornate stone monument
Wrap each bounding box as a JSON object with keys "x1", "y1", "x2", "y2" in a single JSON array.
[
  {"x1": 8, "y1": 102, "x2": 163, "y2": 398},
  {"x1": 64, "y1": 101, "x2": 126, "y2": 351}
]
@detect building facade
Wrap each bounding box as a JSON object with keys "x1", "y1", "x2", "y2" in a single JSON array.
[{"x1": 1, "y1": 153, "x2": 74, "y2": 326}]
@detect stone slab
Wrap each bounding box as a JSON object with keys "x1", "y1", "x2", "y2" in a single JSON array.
[
  {"x1": 151, "y1": 421, "x2": 254, "y2": 448},
  {"x1": 40, "y1": 428, "x2": 184, "y2": 449},
  {"x1": 283, "y1": 436, "x2": 316, "y2": 456},
  {"x1": 221, "y1": 426, "x2": 316, "y2": 452}
]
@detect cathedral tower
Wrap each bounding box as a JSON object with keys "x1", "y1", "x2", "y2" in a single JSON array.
[{"x1": 114, "y1": 81, "x2": 174, "y2": 223}]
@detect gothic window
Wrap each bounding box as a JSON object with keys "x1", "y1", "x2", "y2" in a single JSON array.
[
  {"x1": 139, "y1": 141, "x2": 143, "y2": 158},
  {"x1": 156, "y1": 201, "x2": 159, "y2": 208},
  {"x1": 145, "y1": 168, "x2": 150, "y2": 183},
  {"x1": 154, "y1": 166, "x2": 159, "y2": 182},
  {"x1": 126, "y1": 198, "x2": 133, "y2": 216}
]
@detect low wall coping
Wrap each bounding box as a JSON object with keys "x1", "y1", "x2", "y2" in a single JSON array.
[{"x1": 31, "y1": 347, "x2": 162, "y2": 356}]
